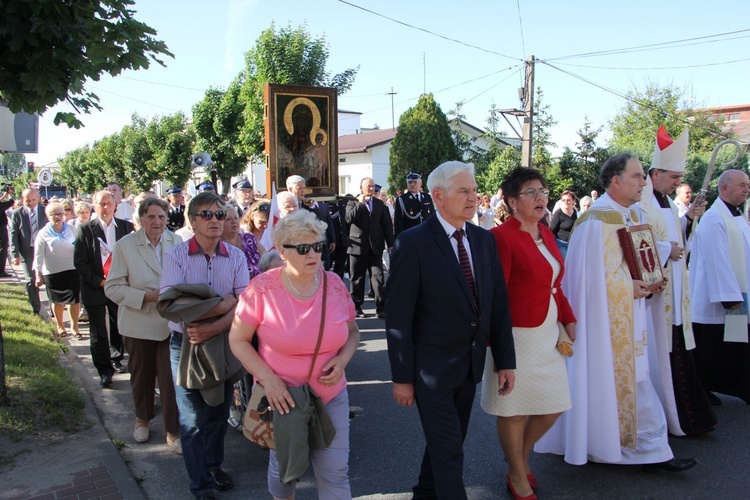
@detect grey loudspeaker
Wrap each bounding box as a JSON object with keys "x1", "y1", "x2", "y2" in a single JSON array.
[{"x1": 191, "y1": 152, "x2": 214, "y2": 168}]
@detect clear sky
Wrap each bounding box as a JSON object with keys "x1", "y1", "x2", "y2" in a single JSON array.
[{"x1": 28, "y1": 0, "x2": 750, "y2": 167}]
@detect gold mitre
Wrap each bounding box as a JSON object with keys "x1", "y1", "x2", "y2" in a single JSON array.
[{"x1": 651, "y1": 125, "x2": 689, "y2": 172}]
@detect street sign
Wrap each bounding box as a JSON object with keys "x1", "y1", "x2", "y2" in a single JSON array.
[{"x1": 37, "y1": 168, "x2": 53, "y2": 186}]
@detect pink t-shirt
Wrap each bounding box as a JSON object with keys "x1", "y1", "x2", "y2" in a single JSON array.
[{"x1": 236, "y1": 267, "x2": 356, "y2": 404}]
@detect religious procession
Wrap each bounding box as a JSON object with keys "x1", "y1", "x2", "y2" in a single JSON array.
[{"x1": 3, "y1": 121, "x2": 749, "y2": 500}]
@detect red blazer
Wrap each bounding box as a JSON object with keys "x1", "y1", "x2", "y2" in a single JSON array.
[{"x1": 491, "y1": 217, "x2": 575, "y2": 328}]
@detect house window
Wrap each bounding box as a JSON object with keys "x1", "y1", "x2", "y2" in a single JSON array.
[
  {"x1": 339, "y1": 176, "x2": 350, "y2": 196},
  {"x1": 339, "y1": 157, "x2": 346, "y2": 163},
  {"x1": 729, "y1": 113, "x2": 741, "y2": 121}
]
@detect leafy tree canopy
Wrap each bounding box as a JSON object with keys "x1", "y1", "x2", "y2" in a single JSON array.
[
  {"x1": 238, "y1": 22, "x2": 359, "y2": 159},
  {"x1": 0, "y1": 0, "x2": 173, "y2": 128},
  {"x1": 609, "y1": 80, "x2": 728, "y2": 165},
  {"x1": 388, "y1": 93, "x2": 461, "y2": 194}
]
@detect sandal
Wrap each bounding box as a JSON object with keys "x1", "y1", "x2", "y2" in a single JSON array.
[
  {"x1": 73, "y1": 330, "x2": 83, "y2": 340},
  {"x1": 57, "y1": 328, "x2": 68, "y2": 338}
]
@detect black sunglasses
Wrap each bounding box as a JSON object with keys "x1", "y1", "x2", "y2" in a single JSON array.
[
  {"x1": 198, "y1": 209, "x2": 227, "y2": 221},
  {"x1": 253, "y1": 204, "x2": 271, "y2": 213},
  {"x1": 282, "y1": 241, "x2": 326, "y2": 255}
]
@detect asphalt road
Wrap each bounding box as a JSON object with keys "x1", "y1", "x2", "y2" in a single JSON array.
[{"x1": 65, "y1": 299, "x2": 749, "y2": 499}]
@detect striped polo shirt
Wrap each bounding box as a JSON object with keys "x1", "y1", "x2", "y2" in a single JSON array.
[{"x1": 160, "y1": 236, "x2": 250, "y2": 333}]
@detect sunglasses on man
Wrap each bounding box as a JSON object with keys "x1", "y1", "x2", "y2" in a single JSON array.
[{"x1": 197, "y1": 209, "x2": 227, "y2": 221}]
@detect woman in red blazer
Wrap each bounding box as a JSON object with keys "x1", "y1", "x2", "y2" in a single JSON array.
[{"x1": 481, "y1": 168, "x2": 577, "y2": 500}]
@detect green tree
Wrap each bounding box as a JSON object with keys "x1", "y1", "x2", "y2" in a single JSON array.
[
  {"x1": 608, "y1": 81, "x2": 728, "y2": 164},
  {"x1": 476, "y1": 145, "x2": 521, "y2": 195},
  {"x1": 472, "y1": 104, "x2": 514, "y2": 191},
  {"x1": 388, "y1": 94, "x2": 461, "y2": 194},
  {"x1": 120, "y1": 114, "x2": 155, "y2": 192},
  {"x1": 238, "y1": 23, "x2": 358, "y2": 159},
  {"x1": 58, "y1": 146, "x2": 98, "y2": 195},
  {"x1": 531, "y1": 87, "x2": 557, "y2": 175},
  {"x1": 0, "y1": 153, "x2": 26, "y2": 181},
  {"x1": 145, "y1": 113, "x2": 195, "y2": 188},
  {"x1": 447, "y1": 101, "x2": 476, "y2": 161},
  {"x1": 608, "y1": 81, "x2": 744, "y2": 203},
  {"x1": 192, "y1": 80, "x2": 248, "y2": 194},
  {"x1": 0, "y1": 0, "x2": 172, "y2": 128},
  {"x1": 89, "y1": 133, "x2": 126, "y2": 190}
]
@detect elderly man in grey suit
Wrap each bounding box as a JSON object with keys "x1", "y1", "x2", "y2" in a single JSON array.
[{"x1": 10, "y1": 188, "x2": 48, "y2": 315}]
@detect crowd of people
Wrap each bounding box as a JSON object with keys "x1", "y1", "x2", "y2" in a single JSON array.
[{"x1": 1, "y1": 125, "x2": 748, "y2": 499}]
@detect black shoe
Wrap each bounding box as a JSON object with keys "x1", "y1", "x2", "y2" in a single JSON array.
[
  {"x1": 0, "y1": 271, "x2": 11, "y2": 278},
  {"x1": 642, "y1": 458, "x2": 697, "y2": 473},
  {"x1": 209, "y1": 469, "x2": 234, "y2": 491},
  {"x1": 377, "y1": 312, "x2": 386, "y2": 319},
  {"x1": 355, "y1": 307, "x2": 366, "y2": 318},
  {"x1": 367, "y1": 291, "x2": 375, "y2": 298},
  {"x1": 100, "y1": 374, "x2": 113, "y2": 388},
  {"x1": 113, "y1": 360, "x2": 126, "y2": 374},
  {"x1": 706, "y1": 391, "x2": 722, "y2": 406}
]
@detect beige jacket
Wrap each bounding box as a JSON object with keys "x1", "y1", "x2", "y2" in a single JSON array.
[{"x1": 105, "y1": 228, "x2": 182, "y2": 340}]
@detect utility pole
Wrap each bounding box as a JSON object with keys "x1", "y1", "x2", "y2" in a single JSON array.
[
  {"x1": 521, "y1": 55, "x2": 535, "y2": 169},
  {"x1": 387, "y1": 87, "x2": 397, "y2": 130}
]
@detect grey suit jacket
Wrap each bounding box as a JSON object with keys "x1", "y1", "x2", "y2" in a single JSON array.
[{"x1": 10, "y1": 205, "x2": 48, "y2": 260}]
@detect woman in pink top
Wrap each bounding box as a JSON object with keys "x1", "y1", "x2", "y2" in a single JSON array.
[{"x1": 230, "y1": 210, "x2": 360, "y2": 500}]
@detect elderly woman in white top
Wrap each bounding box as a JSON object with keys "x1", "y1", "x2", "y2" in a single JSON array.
[{"x1": 34, "y1": 201, "x2": 81, "y2": 338}]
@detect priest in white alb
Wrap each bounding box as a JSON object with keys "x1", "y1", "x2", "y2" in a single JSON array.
[
  {"x1": 535, "y1": 153, "x2": 697, "y2": 472},
  {"x1": 641, "y1": 126, "x2": 717, "y2": 435},
  {"x1": 690, "y1": 169, "x2": 750, "y2": 405}
]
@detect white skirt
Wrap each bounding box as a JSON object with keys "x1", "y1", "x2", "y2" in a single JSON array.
[{"x1": 481, "y1": 298, "x2": 572, "y2": 416}]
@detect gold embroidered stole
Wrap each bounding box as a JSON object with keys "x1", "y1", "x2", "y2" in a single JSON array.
[{"x1": 575, "y1": 207, "x2": 638, "y2": 450}]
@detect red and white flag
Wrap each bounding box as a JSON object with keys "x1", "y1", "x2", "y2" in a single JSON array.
[{"x1": 260, "y1": 182, "x2": 279, "y2": 251}]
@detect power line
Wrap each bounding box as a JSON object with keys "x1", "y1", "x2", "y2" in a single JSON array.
[
  {"x1": 552, "y1": 57, "x2": 750, "y2": 71},
  {"x1": 546, "y1": 28, "x2": 750, "y2": 61},
  {"x1": 335, "y1": 0, "x2": 522, "y2": 62},
  {"x1": 537, "y1": 60, "x2": 736, "y2": 142},
  {"x1": 118, "y1": 76, "x2": 207, "y2": 92},
  {"x1": 516, "y1": 0, "x2": 526, "y2": 59},
  {"x1": 87, "y1": 85, "x2": 182, "y2": 112},
  {"x1": 463, "y1": 70, "x2": 522, "y2": 105}
]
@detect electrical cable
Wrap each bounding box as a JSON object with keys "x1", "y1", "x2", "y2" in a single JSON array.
[
  {"x1": 552, "y1": 57, "x2": 750, "y2": 71},
  {"x1": 538, "y1": 60, "x2": 738, "y2": 142},
  {"x1": 546, "y1": 28, "x2": 750, "y2": 61},
  {"x1": 335, "y1": 0, "x2": 522, "y2": 62}
]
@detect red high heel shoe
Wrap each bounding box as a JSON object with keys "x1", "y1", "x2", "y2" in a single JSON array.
[
  {"x1": 506, "y1": 474, "x2": 537, "y2": 500},
  {"x1": 527, "y1": 472, "x2": 538, "y2": 489}
]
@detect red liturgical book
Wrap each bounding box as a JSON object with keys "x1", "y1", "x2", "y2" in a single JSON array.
[{"x1": 617, "y1": 224, "x2": 666, "y2": 291}]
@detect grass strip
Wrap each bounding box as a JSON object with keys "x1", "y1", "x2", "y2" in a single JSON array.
[{"x1": 0, "y1": 284, "x2": 85, "y2": 439}]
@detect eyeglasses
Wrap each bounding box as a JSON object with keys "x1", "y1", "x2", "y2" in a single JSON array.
[
  {"x1": 253, "y1": 204, "x2": 271, "y2": 213},
  {"x1": 519, "y1": 188, "x2": 550, "y2": 198},
  {"x1": 282, "y1": 241, "x2": 326, "y2": 255},
  {"x1": 64, "y1": 208, "x2": 72, "y2": 212},
  {"x1": 197, "y1": 209, "x2": 227, "y2": 221},
  {"x1": 50, "y1": 212, "x2": 65, "y2": 217}
]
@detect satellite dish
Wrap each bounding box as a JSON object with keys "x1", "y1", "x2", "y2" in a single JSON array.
[{"x1": 191, "y1": 152, "x2": 213, "y2": 169}]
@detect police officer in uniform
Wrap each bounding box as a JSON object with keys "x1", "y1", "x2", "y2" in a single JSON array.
[
  {"x1": 231, "y1": 179, "x2": 255, "y2": 217},
  {"x1": 394, "y1": 172, "x2": 434, "y2": 236},
  {"x1": 166, "y1": 186, "x2": 185, "y2": 232}
]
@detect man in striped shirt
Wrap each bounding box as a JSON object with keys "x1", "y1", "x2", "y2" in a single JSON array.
[{"x1": 160, "y1": 192, "x2": 250, "y2": 500}]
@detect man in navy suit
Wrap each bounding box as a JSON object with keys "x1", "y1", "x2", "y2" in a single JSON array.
[
  {"x1": 10, "y1": 188, "x2": 48, "y2": 314},
  {"x1": 74, "y1": 190, "x2": 134, "y2": 387},
  {"x1": 346, "y1": 177, "x2": 394, "y2": 318},
  {"x1": 386, "y1": 161, "x2": 516, "y2": 499}
]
